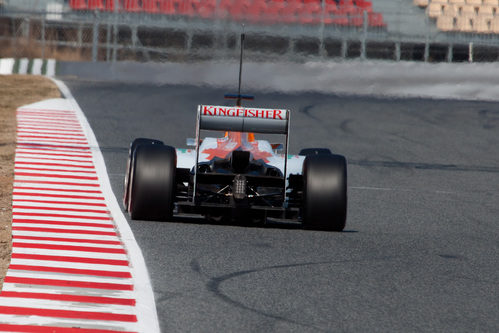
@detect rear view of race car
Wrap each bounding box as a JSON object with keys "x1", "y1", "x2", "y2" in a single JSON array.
[{"x1": 123, "y1": 104, "x2": 347, "y2": 231}]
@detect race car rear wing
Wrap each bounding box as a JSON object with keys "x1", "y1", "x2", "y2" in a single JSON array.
[
  {"x1": 192, "y1": 105, "x2": 291, "y2": 203},
  {"x1": 197, "y1": 105, "x2": 289, "y2": 134}
]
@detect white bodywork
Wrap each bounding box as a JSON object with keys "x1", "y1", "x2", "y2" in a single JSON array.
[
  {"x1": 176, "y1": 140, "x2": 305, "y2": 178},
  {"x1": 176, "y1": 104, "x2": 305, "y2": 179}
]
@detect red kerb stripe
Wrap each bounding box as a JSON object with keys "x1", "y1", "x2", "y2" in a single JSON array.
[
  {"x1": 13, "y1": 213, "x2": 111, "y2": 221},
  {"x1": 0, "y1": 324, "x2": 137, "y2": 333},
  {"x1": 13, "y1": 180, "x2": 100, "y2": 187},
  {"x1": 15, "y1": 161, "x2": 95, "y2": 169},
  {"x1": 12, "y1": 242, "x2": 125, "y2": 254},
  {"x1": 13, "y1": 205, "x2": 108, "y2": 214},
  {"x1": 12, "y1": 199, "x2": 106, "y2": 207},
  {"x1": 12, "y1": 226, "x2": 117, "y2": 236},
  {"x1": 13, "y1": 235, "x2": 121, "y2": 245},
  {"x1": 11, "y1": 253, "x2": 128, "y2": 265},
  {"x1": 15, "y1": 172, "x2": 98, "y2": 181},
  {"x1": 12, "y1": 219, "x2": 114, "y2": 229},
  {"x1": 15, "y1": 166, "x2": 96, "y2": 174},
  {"x1": 7, "y1": 265, "x2": 131, "y2": 279},
  {"x1": 4, "y1": 277, "x2": 133, "y2": 291},
  {"x1": 0, "y1": 291, "x2": 135, "y2": 306},
  {"x1": 14, "y1": 186, "x2": 102, "y2": 194},
  {"x1": 13, "y1": 192, "x2": 105, "y2": 200},
  {"x1": 0, "y1": 306, "x2": 137, "y2": 322}
]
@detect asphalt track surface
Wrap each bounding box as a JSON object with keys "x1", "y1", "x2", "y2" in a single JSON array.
[{"x1": 64, "y1": 79, "x2": 499, "y2": 332}]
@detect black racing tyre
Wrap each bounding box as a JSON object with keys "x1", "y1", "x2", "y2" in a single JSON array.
[
  {"x1": 302, "y1": 154, "x2": 347, "y2": 231},
  {"x1": 299, "y1": 148, "x2": 332, "y2": 156},
  {"x1": 128, "y1": 143, "x2": 176, "y2": 221},
  {"x1": 123, "y1": 138, "x2": 163, "y2": 211}
]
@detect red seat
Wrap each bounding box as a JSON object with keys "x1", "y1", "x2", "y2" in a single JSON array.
[
  {"x1": 264, "y1": 0, "x2": 286, "y2": 23},
  {"x1": 246, "y1": 0, "x2": 268, "y2": 23},
  {"x1": 70, "y1": 0, "x2": 87, "y2": 10},
  {"x1": 227, "y1": 0, "x2": 251, "y2": 21},
  {"x1": 323, "y1": 2, "x2": 339, "y2": 25},
  {"x1": 337, "y1": 5, "x2": 359, "y2": 16},
  {"x1": 281, "y1": 0, "x2": 302, "y2": 24},
  {"x1": 349, "y1": 15, "x2": 364, "y2": 27},
  {"x1": 300, "y1": 1, "x2": 322, "y2": 25},
  {"x1": 87, "y1": 0, "x2": 103, "y2": 10},
  {"x1": 368, "y1": 12, "x2": 386, "y2": 27},
  {"x1": 195, "y1": 0, "x2": 216, "y2": 19},
  {"x1": 158, "y1": 0, "x2": 175, "y2": 14},
  {"x1": 178, "y1": 0, "x2": 195, "y2": 17},
  {"x1": 124, "y1": 0, "x2": 142, "y2": 12},
  {"x1": 143, "y1": 0, "x2": 159, "y2": 13},
  {"x1": 105, "y1": 0, "x2": 118, "y2": 11}
]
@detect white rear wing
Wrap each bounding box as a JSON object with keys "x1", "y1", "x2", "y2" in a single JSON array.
[{"x1": 197, "y1": 105, "x2": 289, "y2": 134}]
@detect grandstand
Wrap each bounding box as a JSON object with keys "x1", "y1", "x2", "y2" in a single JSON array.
[
  {"x1": 68, "y1": 0, "x2": 387, "y2": 28},
  {"x1": 415, "y1": 0, "x2": 499, "y2": 33}
]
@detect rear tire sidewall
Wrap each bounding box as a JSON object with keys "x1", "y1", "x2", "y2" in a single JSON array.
[
  {"x1": 123, "y1": 138, "x2": 163, "y2": 211},
  {"x1": 302, "y1": 154, "x2": 347, "y2": 231},
  {"x1": 129, "y1": 144, "x2": 176, "y2": 221}
]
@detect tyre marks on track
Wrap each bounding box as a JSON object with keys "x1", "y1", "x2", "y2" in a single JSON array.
[{"x1": 0, "y1": 98, "x2": 158, "y2": 332}]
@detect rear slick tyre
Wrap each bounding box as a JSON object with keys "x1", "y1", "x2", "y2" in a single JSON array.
[
  {"x1": 302, "y1": 154, "x2": 347, "y2": 231},
  {"x1": 128, "y1": 143, "x2": 176, "y2": 221},
  {"x1": 123, "y1": 138, "x2": 163, "y2": 211}
]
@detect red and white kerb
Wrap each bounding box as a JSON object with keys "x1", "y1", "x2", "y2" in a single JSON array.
[{"x1": 0, "y1": 98, "x2": 153, "y2": 332}]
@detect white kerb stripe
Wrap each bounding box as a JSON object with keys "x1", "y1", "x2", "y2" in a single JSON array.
[
  {"x1": 0, "y1": 58, "x2": 15, "y2": 75},
  {"x1": 32, "y1": 58, "x2": 43, "y2": 75},
  {"x1": 19, "y1": 58, "x2": 29, "y2": 75},
  {"x1": 46, "y1": 59, "x2": 56, "y2": 77}
]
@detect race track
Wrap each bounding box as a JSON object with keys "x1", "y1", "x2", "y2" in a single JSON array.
[{"x1": 64, "y1": 79, "x2": 499, "y2": 332}]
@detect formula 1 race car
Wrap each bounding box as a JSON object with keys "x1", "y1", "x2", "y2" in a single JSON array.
[{"x1": 123, "y1": 104, "x2": 347, "y2": 231}]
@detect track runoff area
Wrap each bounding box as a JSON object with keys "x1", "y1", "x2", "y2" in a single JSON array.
[{"x1": 0, "y1": 80, "x2": 159, "y2": 332}]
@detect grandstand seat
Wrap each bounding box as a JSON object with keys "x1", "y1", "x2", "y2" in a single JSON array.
[
  {"x1": 265, "y1": 0, "x2": 286, "y2": 20},
  {"x1": 177, "y1": 0, "x2": 195, "y2": 17},
  {"x1": 246, "y1": 0, "x2": 267, "y2": 23},
  {"x1": 349, "y1": 14, "x2": 364, "y2": 27},
  {"x1": 414, "y1": 0, "x2": 429, "y2": 7},
  {"x1": 105, "y1": 0, "x2": 118, "y2": 11},
  {"x1": 87, "y1": 0, "x2": 104, "y2": 10},
  {"x1": 143, "y1": 0, "x2": 159, "y2": 13},
  {"x1": 456, "y1": 15, "x2": 474, "y2": 31},
  {"x1": 461, "y1": 4, "x2": 477, "y2": 16},
  {"x1": 70, "y1": 0, "x2": 87, "y2": 10},
  {"x1": 490, "y1": 15, "x2": 499, "y2": 32},
  {"x1": 432, "y1": 0, "x2": 448, "y2": 4},
  {"x1": 337, "y1": 4, "x2": 360, "y2": 16},
  {"x1": 124, "y1": 0, "x2": 142, "y2": 12},
  {"x1": 195, "y1": 0, "x2": 216, "y2": 19},
  {"x1": 437, "y1": 15, "x2": 455, "y2": 30},
  {"x1": 474, "y1": 16, "x2": 491, "y2": 32},
  {"x1": 478, "y1": 5, "x2": 494, "y2": 18},
  {"x1": 443, "y1": 4, "x2": 459, "y2": 16},
  {"x1": 281, "y1": 0, "x2": 303, "y2": 24},
  {"x1": 465, "y1": 0, "x2": 482, "y2": 5},
  {"x1": 427, "y1": 3, "x2": 443, "y2": 18},
  {"x1": 448, "y1": 0, "x2": 465, "y2": 4},
  {"x1": 300, "y1": 1, "x2": 323, "y2": 24},
  {"x1": 158, "y1": 0, "x2": 175, "y2": 14},
  {"x1": 355, "y1": 0, "x2": 373, "y2": 11},
  {"x1": 483, "y1": 0, "x2": 499, "y2": 5},
  {"x1": 368, "y1": 12, "x2": 385, "y2": 27}
]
